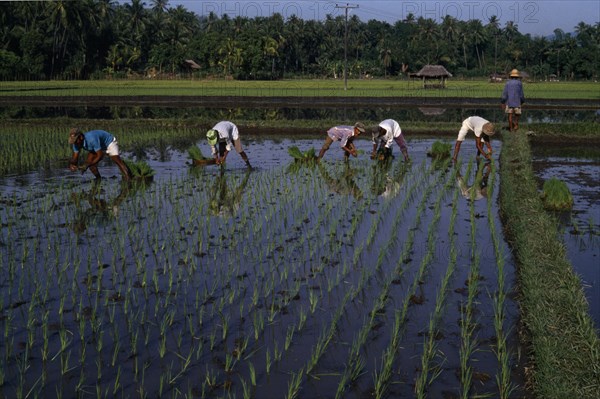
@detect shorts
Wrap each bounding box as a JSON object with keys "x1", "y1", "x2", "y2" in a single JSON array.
[
  {"x1": 505, "y1": 107, "x2": 522, "y2": 115},
  {"x1": 106, "y1": 138, "x2": 120, "y2": 156}
]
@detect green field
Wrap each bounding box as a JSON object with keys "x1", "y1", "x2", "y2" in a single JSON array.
[{"x1": 1, "y1": 78, "x2": 599, "y2": 100}]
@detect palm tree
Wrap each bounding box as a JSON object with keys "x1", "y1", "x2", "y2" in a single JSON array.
[
  {"x1": 468, "y1": 19, "x2": 487, "y2": 69},
  {"x1": 379, "y1": 48, "x2": 391, "y2": 77},
  {"x1": 487, "y1": 16, "x2": 501, "y2": 73}
]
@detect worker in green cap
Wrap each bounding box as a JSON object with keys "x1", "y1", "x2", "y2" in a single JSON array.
[{"x1": 206, "y1": 121, "x2": 252, "y2": 168}]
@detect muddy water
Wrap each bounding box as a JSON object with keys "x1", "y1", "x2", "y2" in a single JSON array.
[{"x1": 532, "y1": 146, "x2": 600, "y2": 327}]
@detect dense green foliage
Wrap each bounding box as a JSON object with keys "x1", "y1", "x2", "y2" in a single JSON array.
[
  {"x1": 499, "y1": 132, "x2": 600, "y2": 398},
  {"x1": 0, "y1": 1, "x2": 598, "y2": 80}
]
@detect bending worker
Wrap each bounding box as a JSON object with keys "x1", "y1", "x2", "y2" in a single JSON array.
[
  {"x1": 452, "y1": 116, "x2": 496, "y2": 162},
  {"x1": 371, "y1": 119, "x2": 410, "y2": 162},
  {"x1": 317, "y1": 122, "x2": 366, "y2": 161},
  {"x1": 68, "y1": 128, "x2": 131, "y2": 181},
  {"x1": 206, "y1": 121, "x2": 252, "y2": 168}
]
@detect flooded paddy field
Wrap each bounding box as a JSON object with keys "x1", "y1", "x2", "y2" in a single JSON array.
[
  {"x1": 531, "y1": 144, "x2": 600, "y2": 327},
  {"x1": 0, "y1": 135, "x2": 527, "y2": 398}
]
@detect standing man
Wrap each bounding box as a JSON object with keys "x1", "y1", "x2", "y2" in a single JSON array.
[
  {"x1": 68, "y1": 128, "x2": 131, "y2": 181},
  {"x1": 501, "y1": 68, "x2": 525, "y2": 132},
  {"x1": 371, "y1": 119, "x2": 410, "y2": 162},
  {"x1": 317, "y1": 122, "x2": 366, "y2": 161},
  {"x1": 206, "y1": 121, "x2": 252, "y2": 168},
  {"x1": 452, "y1": 116, "x2": 496, "y2": 162}
]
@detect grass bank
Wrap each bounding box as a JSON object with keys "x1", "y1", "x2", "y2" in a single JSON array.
[
  {"x1": 499, "y1": 131, "x2": 600, "y2": 398},
  {"x1": 1, "y1": 79, "x2": 599, "y2": 100}
]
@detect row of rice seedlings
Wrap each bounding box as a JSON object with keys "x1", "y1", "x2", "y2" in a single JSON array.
[
  {"x1": 459, "y1": 158, "x2": 483, "y2": 399},
  {"x1": 485, "y1": 159, "x2": 518, "y2": 398},
  {"x1": 0, "y1": 124, "x2": 201, "y2": 176},
  {"x1": 0, "y1": 179, "x2": 223, "y2": 396},
  {"x1": 1, "y1": 154, "x2": 456, "y2": 397},
  {"x1": 373, "y1": 159, "x2": 454, "y2": 399},
  {"x1": 414, "y1": 166, "x2": 461, "y2": 397},
  {"x1": 332, "y1": 159, "x2": 449, "y2": 399},
  {"x1": 242, "y1": 161, "x2": 426, "y2": 396},
  {"x1": 188, "y1": 166, "x2": 357, "y2": 394},
  {"x1": 364, "y1": 159, "x2": 426, "y2": 248}
]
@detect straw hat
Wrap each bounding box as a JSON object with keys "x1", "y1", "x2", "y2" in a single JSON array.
[
  {"x1": 509, "y1": 69, "x2": 520, "y2": 78},
  {"x1": 354, "y1": 122, "x2": 366, "y2": 133},
  {"x1": 68, "y1": 128, "x2": 82, "y2": 144},
  {"x1": 482, "y1": 122, "x2": 496, "y2": 136}
]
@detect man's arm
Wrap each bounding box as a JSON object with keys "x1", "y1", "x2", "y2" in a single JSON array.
[
  {"x1": 69, "y1": 151, "x2": 80, "y2": 171},
  {"x1": 342, "y1": 142, "x2": 358, "y2": 157},
  {"x1": 475, "y1": 137, "x2": 490, "y2": 159}
]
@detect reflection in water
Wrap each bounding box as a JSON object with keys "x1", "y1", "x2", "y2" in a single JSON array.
[
  {"x1": 318, "y1": 163, "x2": 363, "y2": 200},
  {"x1": 456, "y1": 160, "x2": 491, "y2": 201},
  {"x1": 2, "y1": 105, "x2": 596, "y2": 125},
  {"x1": 370, "y1": 155, "x2": 395, "y2": 197},
  {"x1": 209, "y1": 169, "x2": 251, "y2": 216},
  {"x1": 70, "y1": 180, "x2": 138, "y2": 234}
]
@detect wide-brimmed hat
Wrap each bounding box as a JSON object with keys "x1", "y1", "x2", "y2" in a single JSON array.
[
  {"x1": 206, "y1": 129, "x2": 218, "y2": 145},
  {"x1": 354, "y1": 122, "x2": 366, "y2": 133},
  {"x1": 482, "y1": 122, "x2": 496, "y2": 136},
  {"x1": 509, "y1": 69, "x2": 520, "y2": 78},
  {"x1": 68, "y1": 128, "x2": 81, "y2": 145}
]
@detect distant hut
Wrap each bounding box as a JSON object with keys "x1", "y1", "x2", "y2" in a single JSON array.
[
  {"x1": 418, "y1": 107, "x2": 446, "y2": 116},
  {"x1": 489, "y1": 72, "x2": 505, "y2": 83},
  {"x1": 412, "y1": 65, "x2": 452, "y2": 88}
]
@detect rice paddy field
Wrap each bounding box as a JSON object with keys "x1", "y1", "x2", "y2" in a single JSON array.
[
  {"x1": 531, "y1": 145, "x2": 600, "y2": 328},
  {"x1": 0, "y1": 132, "x2": 528, "y2": 398}
]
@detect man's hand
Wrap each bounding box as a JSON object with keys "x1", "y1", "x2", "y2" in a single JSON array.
[
  {"x1": 69, "y1": 161, "x2": 78, "y2": 172},
  {"x1": 370, "y1": 151, "x2": 377, "y2": 160}
]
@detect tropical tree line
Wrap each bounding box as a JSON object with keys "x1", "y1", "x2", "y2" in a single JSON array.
[{"x1": 0, "y1": 0, "x2": 598, "y2": 81}]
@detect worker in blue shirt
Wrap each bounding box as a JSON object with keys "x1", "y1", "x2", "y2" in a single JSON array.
[
  {"x1": 68, "y1": 128, "x2": 131, "y2": 180},
  {"x1": 501, "y1": 69, "x2": 525, "y2": 132}
]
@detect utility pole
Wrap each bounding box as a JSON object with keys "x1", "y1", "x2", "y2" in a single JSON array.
[{"x1": 335, "y1": 3, "x2": 358, "y2": 91}]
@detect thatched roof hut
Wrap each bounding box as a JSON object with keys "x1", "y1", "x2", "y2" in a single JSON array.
[{"x1": 412, "y1": 65, "x2": 452, "y2": 88}]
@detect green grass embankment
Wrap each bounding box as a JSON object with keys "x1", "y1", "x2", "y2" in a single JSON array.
[
  {"x1": 1, "y1": 79, "x2": 599, "y2": 100},
  {"x1": 499, "y1": 131, "x2": 600, "y2": 398}
]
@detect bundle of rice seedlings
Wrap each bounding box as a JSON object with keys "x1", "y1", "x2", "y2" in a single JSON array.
[
  {"x1": 288, "y1": 146, "x2": 317, "y2": 163},
  {"x1": 188, "y1": 146, "x2": 209, "y2": 161},
  {"x1": 188, "y1": 146, "x2": 216, "y2": 166},
  {"x1": 541, "y1": 177, "x2": 573, "y2": 210},
  {"x1": 124, "y1": 159, "x2": 155, "y2": 179},
  {"x1": 427, "y1": 141, "x2": 452, "y2": 159}
]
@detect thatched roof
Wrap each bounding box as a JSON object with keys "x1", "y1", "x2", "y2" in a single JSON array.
[
  {"x1": 414, "y1": 65, "x2": 452, "y2": 78},
  {"x1": 185, "y1": 59, "x2": 201, "y2": 69}
]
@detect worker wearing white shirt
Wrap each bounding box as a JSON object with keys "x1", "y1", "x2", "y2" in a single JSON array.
[
  {"x1": 371, "y1": 119, "x2": 410, "y2": 162},
  {"x1": 206, "y1": 121, "x2": 252, "y2": 168},
  {"x1": 452, "y1": 116, "x2": 496, "y2": 162}
]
